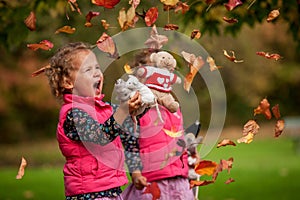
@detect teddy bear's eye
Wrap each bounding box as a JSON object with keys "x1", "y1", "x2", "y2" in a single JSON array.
[{"x1": 162, "y1": 57, "x2": 165, "y2": 59}]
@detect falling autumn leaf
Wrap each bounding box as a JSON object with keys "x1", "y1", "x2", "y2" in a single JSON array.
[
  {"x1": 224, "y1": 0, "x2": 243, "y2": 11},
  {"x1": 145, "y1": 7, "x2": 159, "y2": 27},
  {"x1": 85, "y1": 11, "x2": 100, "y2": 27},
  {"x1": 190, "y1": 180, "x2": 214, "y2": 188},
  {"x1": 237, "y1": 132, "x2": 254, "y2": 144},
  {"x1": 96, "y1": 32, "x2": 119, "y2": 59},
  {"x1": 55, "y1": 25, "x2": 76, "y2": 34},
  {"x1": 124, "y1": 63, "x2": 134, "y2": 74},
  {"x1": 160, "y1": 0, "x2": 179, "y2": 6},
  {"x1": 242, "y1": 119, "x2": 260, "y2": 136},
  {"x1": 163, "y1": 126, "x2": 183, "y2": 138},
  {"x1": 143, "y1": 182, "x2": 161, "y2": 200},
  {"x1": 220, "y1": 157, "x2": 234, "y2": 173},
  {"x1": 129, "y1": 0, "x2": 141, "y2": 9},
  {"x1": 68, "y1": 0, "x2": 82, "y2": 15},
  {"x1": 256, "y1": 51, "x2": 282, "y2": 61},
  {"x1": 24, "y1": 11, "x2": 36, "y2": 31},
  {"x1": 272, "y1": 104, "x2": 281, "y2": 119},
  {"x1": 195, "y1": 160, "x2": 218, "y2": 176},
  {"x1": 223, "y1": 50, "x2": 243, "y2": 63},
  {"x1": 222, "y1": 16, "x2": 238, "y2": 24},
  {"x1": 144, "y1": 25, "x2": 168, "y2": 49},
  {"x1": 16, "y1": 157, "x2": 27, "y2": 179},
  {"x1": 91, "y1": 0, "x2": 121, "y2": 9},
  {"x1": 225, "y1": 177, "x2": 235, "y2": 184},
  {"x1": 181, "y1": 51, "x2": 205, "y2": 92},
  {"x1": 31, "y1": 64, "x2": 51, "y2": 77},
  {"x1": 266, "y1": 9, "x2": 280, "y2": 22},
  {"x1": 207, "y1": 56, "x2": 222, "y2": 71},
  {"x1": 174, "y1": 2, "x2": 190, "y2": 14},
  {"x1": 101, "y1": 19, "x2": 110, "y2": 29},
  {"x1": 118, "y1": 6, "x2": 138, "y2": 31},
  {"x1": 254, "y1": 98, "x2": 272, "y2": 119},
  {"x1": 27, "y1": 40, "x2": 54, "y2": 51},
  {"x1": 217, "y1": 139, "x2": 236, "y2": 148},
  {"x1": 190, "y1": 29, "x2": 201, "y2": 40},
  {"x1": 275, "y1": 119, "x2": 285, "y2": 137},
  {"x1": 164, "y1": 23, "x2": 179, "y2": 30}
]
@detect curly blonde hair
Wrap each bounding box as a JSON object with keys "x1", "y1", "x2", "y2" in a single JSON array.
[{"x1": 44, "y1": 42, "x2": 92, "y2": 101}]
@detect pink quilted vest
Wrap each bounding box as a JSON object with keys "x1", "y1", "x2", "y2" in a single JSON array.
[
  {"x1": 57, "y1": 94, "x2": 128, "y2": 196},
  {"x1": 138, "y1": 105, "x2": 189, "y2": 182}
]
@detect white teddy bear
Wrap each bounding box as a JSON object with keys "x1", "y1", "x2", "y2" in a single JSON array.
[{"x1": 136, "y1": 51, "x2": 181, "y2": 113}]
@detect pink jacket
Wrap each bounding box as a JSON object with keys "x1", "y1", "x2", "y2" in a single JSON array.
[
  {"x1": 57, "y1": 94, "x2": 128, "y2": 196},
  {"x1": 138, "y1": 105, "x2": 189, "y2": 182}
]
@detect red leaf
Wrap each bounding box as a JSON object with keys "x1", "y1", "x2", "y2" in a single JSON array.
[
  {"x1": 164, "y1": 23, "x2": 179, "y2": 30},
  {"x1": 224, "y1": 0, "x2": 243, "y2": 11},
  {"x1": 143, "y1": 182, "x2": 161, "y2": 200},
  {"x1": 174, "y1": 2, "x2": 190, "y2": 14},
  {"x1": 271, "y1": 104, "x2": 281, "y2": 119},
  {"x1": 256, "y1": 51, "x2": 282, "y2": 61},
  {"x1": 217, "y1": 139, "x2": 236, "y2": 148},
  {"x1": 222, "y1": 16, "x2": 238, "y2": 24},
  {"x1": 27, "y1": 40, "x2": 54, "y2": 51},
  {"x1": 85, "y1": 11, "x2": 100, "y2": 27},
  {"x1": 91, "y1": 0, "x2": 120, "y2": 9},
  {"x1": 96, "y1": 32, "x2": 119, "y2": 59},
  {"x1": 145, "y1": 7, "x2": 158, "y2": 27},
  {"x1": 24, "y1": 11, "x2": 36, "y2": 31}
]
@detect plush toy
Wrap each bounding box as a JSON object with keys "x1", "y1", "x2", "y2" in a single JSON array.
[{"x1": 136, "y1": 51, "x2": 181, "y2": 113}]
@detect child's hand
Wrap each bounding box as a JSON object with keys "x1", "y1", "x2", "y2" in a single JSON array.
[
  {"x1": 131, "y1": 170, "x2": 147, "y2": 190},
  {"x1": 128, "y1": 91, "x2": 142, "y2": 116}
]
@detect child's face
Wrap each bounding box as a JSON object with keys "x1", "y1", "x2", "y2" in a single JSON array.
[{"x1": 69, "y1": 50, "x2": 104, "y2": 97}]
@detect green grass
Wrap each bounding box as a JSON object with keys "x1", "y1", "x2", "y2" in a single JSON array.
[{"x1": 1, "y1": 138, "x2": 300, "y2": 199}]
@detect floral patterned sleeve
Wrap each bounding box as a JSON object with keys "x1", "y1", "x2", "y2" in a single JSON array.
[
  {"x1": 111, "y1": 104, "x2": 143, "y2": 172},
  {"x1": 63, "y1": 108, "x2": 121, "y2": 145}
]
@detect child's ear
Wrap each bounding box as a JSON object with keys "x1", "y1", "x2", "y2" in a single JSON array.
[{"x1": 62, "y1": 77, "x2": 74, "y2": 89}]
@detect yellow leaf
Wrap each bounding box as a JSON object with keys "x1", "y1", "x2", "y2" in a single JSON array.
[
  {"x1": 160, "y1": 0, "x2": 179, "y2": 6},
  {"x1": 195, "y1": 160, "x2": 218, "y2": 176}
]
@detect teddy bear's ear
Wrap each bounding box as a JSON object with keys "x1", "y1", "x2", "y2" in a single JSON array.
[{"x1": 150, "y1": 53, "x2": 157, "y2": 63}]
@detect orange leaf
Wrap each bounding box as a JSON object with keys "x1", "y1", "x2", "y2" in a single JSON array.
[
  {"x1": 164, "y1": 23, "x2": 179, "y2": 30},
  {"x1": 24, "y1": 11, "x2": 36, "y2": 31},
  {"x1": 272, "y1": 104, "x2": 281, "y2": 119},
  {"x1": 144, "y1": 25, "x2": 168, "y2": 49},
  {"x1": 124, "y1": 63, "x2": 133, "y2": 74},
  {"x1": 207, "y1": 56, "x2": 222, "y2": 71},
  {"x1": 91, "y1": 0, "x2": 120, "y2": 9},
  {"x1": 145, "y1": 7, "x2": 158, "y2": 27},
  {"x1": 190, "y1": 180, "x2": 214, "y2": 188},
  {"x1": 16, "y1": 157, "x2": 27, "y2": 179},
  {"x1": 85, "y1": 11, "x2": 100, "y2": 27},
  {"x1": 174, "y1": 2, "x2": 190, "y2": 14},
  {"x1": 220, "y1": 157, "x2": 234, "y2": 173},
  {"x1": 217, "y1": 139, "x2": 236, "y2": 148},
  {"x1": 143, "y1": 182, "x2": 161, "y2": 200},
  {"x1": 96, "y1": 32, "x2": 119, "y2": 59},
  {"x1": 242, "y1": 119, "x2": 260, "y2": 136},
  {"x1": 275, "y1": 119, "x2": 285, "y2": 137},
  {"x1": 190, "y1": 29, "x2": 201, "y2": 40},
  {"x1": 101, "y1": 19, "x2": 110, "y2": 29},
  {"x1": 55, "y1": 25, "x2": 76, "y2": 34},
  {"x1": 267, "y1": 9, "x2": 280, "y2": 22},
  {"x1": 256, "y1": 51, "x2": 282, "y2": 61},
  {"x1": 195, "y1": 160, "x2": 218, "y2": 176},
  {"x1": 254, "y1": 98, "x2": 272, "y2": 119},
  {"x1": 27, "y1": 40, "x2": 54, "y2": 51},
  {"x1": 225, "y1": 177, "x2": 235, "y2": 184},
  {"x1": 223, "y1": 50, "x2": 243, "y2": 63}
]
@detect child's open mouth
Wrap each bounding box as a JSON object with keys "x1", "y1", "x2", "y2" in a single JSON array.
[{"x1": 94, "y1": 80, "x2": 102, "y2": 95}]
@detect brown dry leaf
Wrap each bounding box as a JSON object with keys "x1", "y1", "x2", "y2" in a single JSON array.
[
  {"x1": 225, "y1": 177, "x2": 235, "y2": 184},
  {"x1": 101, "y1": 19, "x2": 110, "y2": 29},
  {"x1": 55, "y1": 25, "x2": 76, "y2": 34},
  {"x1": 224, "y1": 0, "x2": 243, "y2": 11},
  {"x1": 242, "y1": 119, "x2": 260, "y2": 136},
  {"x1": 267, "y1": 9, "x2": 280, "y2": 22},
  {"x1": 174, "y1": 2, "x2": 190, "y2": 14},
  {"x1": 272, "y1": 104, "x2": 281, "y2": 119},
  {"x1": 190, "y1": 180, "x2": 214, "y2": 188},
  {"x1": 144, "y1": 25, "x2": 168, "y2": 49},
  {"x1": 118, "y1": 6, "x2": 138, "y2": 31},
  {"x1": 275, "y1": 119, "x2": 285, "y2": 137},
  {"x1": 27, "y1": 40, "x2": 54, "y2": 51},
  {"x1": 68, "y1": 0, "x2": 82, "y2": 15},
  {"x1": 24, "y1": 11, "x2": 36, "y2": 31},
  {"x1": 254, "y1": 98, "x2": 272, "y2": 119},
  {"x1": 223, "y1": 50, "x2": 243, "y2": 63},
  {"x1": 256, "y1": 51, "x2": 282, "y2": 61},
  {"x1": 129, "y1": 0, "x2": 141, "y2": 9},
  {"x1": 16, "y1": 157, "x2": 27, "y2": 179},
  {"x1": 96, "y1": 32, "x2": 119, "y2": 59},
  {"x1": 207, "y1": 56, "x2": 222, "y2": 71},
  {"x1": 164, "y1": 23, "x2": 179, "y2": 30},
  {"x1": 220, "y1": 157, "x2": 234, "y2": 173},
  {"x1": 85, "y1": 11, "x2": 100, "y2": 27},
  {"x1": 237, "y1": 132, "x2": 254, "y2": 144},
  {"x1": 222, "y1": 16, "x2": 238, "y2": 24},
  {"x1": 181, "y1": 51, "x2": 205, "y2": 92},
  {"x1": 195, "y1": 160, "x2": 218, "y2": 176},
  {"x1": 160, "y1": 0, "x2": 179, "y2": 6},
  {"x1": 190, "y1": 29, "x2": 201, "y2": 40},
  {"x1": 217, "y1": 139, "x2": 236, "y2": 148}
]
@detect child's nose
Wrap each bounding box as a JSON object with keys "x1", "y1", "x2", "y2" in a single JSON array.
[{"x1": 94, "y1": 69, "x2": 102, "y2": 77}]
